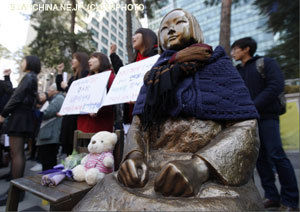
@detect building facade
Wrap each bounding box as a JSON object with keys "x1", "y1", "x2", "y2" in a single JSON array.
[
  {"x1": 148, "y1": 0, "x2": 276, "y2": 56},
  {"x1": 77, "y1": 0, "x2": 142, "y2": 64}
]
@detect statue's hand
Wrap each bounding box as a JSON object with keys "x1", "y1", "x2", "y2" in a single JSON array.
[
  {"x1": 117, "y1": 151, "x2": 149, "y2": 188},
  {"x1": 154, "y1": 157, "x2": 209, "y2": 197}
]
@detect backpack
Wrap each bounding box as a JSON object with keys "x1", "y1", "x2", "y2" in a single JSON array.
[{"x1": 255, "y1": 57, "x2": 286, "y2": 115}]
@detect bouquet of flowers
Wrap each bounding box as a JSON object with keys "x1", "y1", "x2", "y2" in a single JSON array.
[{"x1": 40, "y1": 151, "x2": 87, "y2": 187}]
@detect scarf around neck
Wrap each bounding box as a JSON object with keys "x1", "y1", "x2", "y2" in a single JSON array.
[{"x1": 141, "y1": 44, "x2": 213, "y2": 128}]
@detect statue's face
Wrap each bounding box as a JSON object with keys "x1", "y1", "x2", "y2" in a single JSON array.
[{"x1": 159, "y1": 10, "x2": 191, "y2": 51}]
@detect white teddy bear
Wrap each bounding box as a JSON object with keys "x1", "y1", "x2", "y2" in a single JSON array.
[{"x1": 72, "y1": 131, "x2": 117, "y2": 185}]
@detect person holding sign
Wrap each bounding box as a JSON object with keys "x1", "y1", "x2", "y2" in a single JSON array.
[
  {"x1": 56, "y1": 52, "x2": 89, "y2": 92},
  {"x1": 56, "y1": 52, "x2": 89, "y2": 155},
  {"x1": 124, "y1": 28, "x2": 158, "y2": 125},
  {"x1": 77, "y1": 53, "x2": 115, "y2": 133}
]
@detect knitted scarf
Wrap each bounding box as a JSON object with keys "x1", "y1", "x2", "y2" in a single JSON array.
[{"x1": 141, "y1": 43, "x2": 213, "y2": 128}]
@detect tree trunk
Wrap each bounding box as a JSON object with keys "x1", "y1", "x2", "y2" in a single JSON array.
[
  {"x1": 70, "y1": 0, "x2": 77, "y2": 54},
  {"x1": 219, "y1": 0, "x2": 232, "y2": 56},
  {"x1": 126, "y1": 0, "x2": 134, "y2": 63}
]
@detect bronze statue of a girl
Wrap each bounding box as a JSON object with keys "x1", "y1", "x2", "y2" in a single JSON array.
[{"x1": 74, "y1": 9, "x2": 263, "y2": 211}]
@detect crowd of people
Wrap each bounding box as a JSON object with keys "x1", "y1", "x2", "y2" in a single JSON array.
[
  {"x1": 0, "y1": 27, "x2": 159, "y2": 206},
  {"x1": 0, "y1": 22, "x2": 298, "y2": 210}
]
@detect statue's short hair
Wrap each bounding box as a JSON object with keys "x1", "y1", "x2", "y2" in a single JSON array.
[{"x1": 158, "y1": 8, "x2": 204, "y2": 54}]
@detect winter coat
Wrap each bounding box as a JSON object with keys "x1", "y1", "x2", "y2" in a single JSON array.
[
  {"x1": 1, "y1": 71, "x2": 37, "y2": 118},
  {"x1": 1, "y1": 71, "x2": 38, "y2": 137},
  {"x1": 110, "y1": 53, "x2": 124, "y2": 74},
  {"x1": 0, "y1": 75, "x2": 13, "y2": 113},
  {"x1": 36, "y1": 93, "x2": 65, "y2": 146},
  {"x1": 236, "y1": 56, "x2": 284, "y2": 119}
]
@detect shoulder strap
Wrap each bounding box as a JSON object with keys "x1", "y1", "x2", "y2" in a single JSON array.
[{"x1": 255, "y1": 57, "x2": 265, "y2": 79}]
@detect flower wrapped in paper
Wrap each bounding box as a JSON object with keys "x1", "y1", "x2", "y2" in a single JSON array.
[{"x1": 40, "y1": 151, "x2": 86, "y2": 187}]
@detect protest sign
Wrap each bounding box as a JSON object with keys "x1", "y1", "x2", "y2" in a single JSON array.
[
  {"x1": 102, "y1": 54, "x2": 159, "y2": 106},
  {"x1": 59, "y1": 71, "x2": 111, "y2": 115},
  {"x1": 63, "y1": 72, "x2": 68, "y2": 82}
]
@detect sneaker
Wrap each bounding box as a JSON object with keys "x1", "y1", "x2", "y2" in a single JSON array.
[{"x1": 30, "y1": 163, "x2": 42, "y2": 172}]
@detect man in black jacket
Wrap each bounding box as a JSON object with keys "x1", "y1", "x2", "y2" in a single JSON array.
[
  {"x1": 0, "y1": 69, "x2": 13, "y2": 113},
  {"x1": 231, "y1": 37, "x2": 299, "y2": 210},
  {"x1": 0, "y1": 69, "x2": 13, "y2": 169}
]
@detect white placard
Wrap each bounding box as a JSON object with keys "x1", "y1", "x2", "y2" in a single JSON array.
[
  {"x1": 4, "y1": 134, "x2": 9, "y2": 147},
  {"x1": 63, "y1": 72, "x2": 68, "y2": 82},
  {"x1": 102, "y1": 54, "x2": 159, "y2": 106},
  {"x1": 59, "y1": 71, "x2": 111, "y2": 115}
]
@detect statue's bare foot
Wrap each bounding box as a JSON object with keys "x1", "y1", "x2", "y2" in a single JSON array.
[{"x1": 154, "y1": 157, "x2": 209, "y2": 197}]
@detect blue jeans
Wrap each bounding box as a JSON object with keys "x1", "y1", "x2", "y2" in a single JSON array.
[{"x1": 256, "y1": 118, "x2": 299, "y2": 208}]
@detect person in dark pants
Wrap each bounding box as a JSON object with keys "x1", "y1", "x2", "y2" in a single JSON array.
[
  {"x1": 231, "y1": 37, "x2": 299, "y2": 210},
  {"x1": 0, "y1": 56, "x2": 41, "y2": 205},
  {"x1": 36, "y1": 83, "x2": 64, "y2": 171},
  {"x1": 55, "y1": 52, "x2": 89, "y2": 155}
]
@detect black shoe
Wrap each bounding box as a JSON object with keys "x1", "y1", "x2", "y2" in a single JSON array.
[{"x1": 263, "y1": 198, "x2": 280, "y2": 208}]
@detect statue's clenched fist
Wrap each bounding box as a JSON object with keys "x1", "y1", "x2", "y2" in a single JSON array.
[
  {"x1": 117, "y1": 151, "x2": 149, "y2": 188},
  {"x1": 154, "y1": 157, "x2": 209, "y2": 197}
]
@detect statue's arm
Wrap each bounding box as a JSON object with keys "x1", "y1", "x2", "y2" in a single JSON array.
[
  {"x1": 117, "y1": 115, "x2": 149, "y2": 188},
  {"x1": 194, "y1": 119, "x2": 259, "y2": 186},
  {"x1": 123, "y1": 115, "x2": 146, "y2": 160}
]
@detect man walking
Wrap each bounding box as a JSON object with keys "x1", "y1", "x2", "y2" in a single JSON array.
[{"x1": 231, "y1": 37, "x2": 299, "y2": 210}]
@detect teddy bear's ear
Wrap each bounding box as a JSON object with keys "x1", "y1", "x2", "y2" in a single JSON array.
[{"x1": 111, "y1": 133, "x2": 118, "y2": 145}]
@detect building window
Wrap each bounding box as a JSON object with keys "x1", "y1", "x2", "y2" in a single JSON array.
[
  {"x1": 111, "y1": 17, "x2": 117, "y2": 25},
  {"x1": 118, "y1": 40, "x2": 123, "y2": 48},
  {"x1": 91, "y1": 39, "x2": 98, "y2": 49},
  {"x1": 91, "y1": 28, "x2": 99, "y2": 38},
  {"x1": 101, "y1": 36, "x2": 108, "y2": 45},
  {"x1": 118, "y1": 24, "x2": 123, "y2": 31},
  {"x1": 118, "y1": 49, "x2": 123, "y2": 57},
  {"x1": 92, "y1": 18, "x2": 99, "y2": 28},
  {"x1": 102, "y1": 26, "x2": 108, "y2": 35},
  {"x1": 101, "y1": 47, "x2": 108, "y2": 55},
  {"x1": 111, "y1": 34, "x2": 116, "y2": 42},
  {"x1": 103, "y1": 17, "x2": 109, "y2": 26},
  {"x1": 106, "y1": 11, "x2": 109, "y2": 17},
  {"x1": 118, "y1": 32, "x2": 123, "y2": 40},
  {"x1": 112, "y1": 10, "x2": 117, "y2": 16},
  {"x1": 118, "y1": 16, "x2": 123, "y2": 23},
  {"x1": 111, "y1": 25, "x2": 117, "y2": 34},
  {"x1": 82, "y1": 8, "x2": 89, "y2": 17}
]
